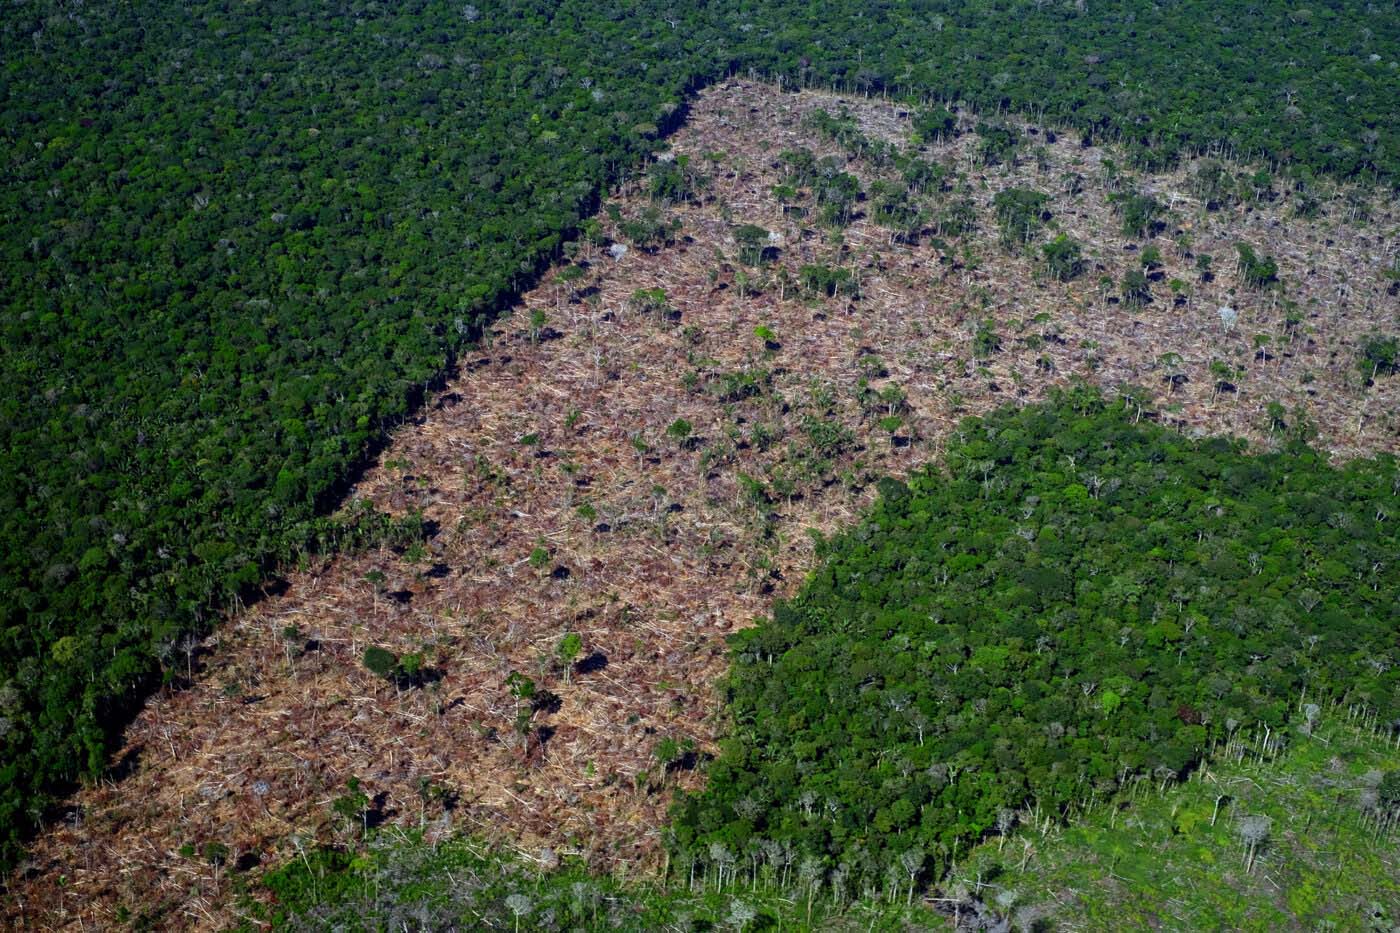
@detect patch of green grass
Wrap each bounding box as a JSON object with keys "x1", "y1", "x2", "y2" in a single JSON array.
[
  {"x1": 959, "y1": 714, "x2": 1400, "y2": 931},
  {"x1": 247, "y1": 830, "x2": 947, "y2": 931}
]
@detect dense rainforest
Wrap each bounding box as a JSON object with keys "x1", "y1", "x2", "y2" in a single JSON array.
[
  {"x1": 2, "y1": 0, "x2": 1399, "y2": 870},
  {"x1": 672, "y1": 391, "x2": 1400, "y2": 896}
]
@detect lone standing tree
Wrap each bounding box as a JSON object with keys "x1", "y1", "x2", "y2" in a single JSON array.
[
  {"x1": 734, "y1": 224, "x2": 770, "y2": 265},
  {"x1": 1237, "y1": 814, "x2": 1271, "y2": 873},
  {"x1": 556, "y1": 632, "x2": 583, "y2": 684}
]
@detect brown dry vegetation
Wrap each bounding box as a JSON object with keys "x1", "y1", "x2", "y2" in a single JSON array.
[{"x1": 6, "y1": 79, "x2": 1398, "y2": 930}]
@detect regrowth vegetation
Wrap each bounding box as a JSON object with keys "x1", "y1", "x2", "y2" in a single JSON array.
[{"x1": 959, "y1": 710, "x2": 1400, "y2": 929}]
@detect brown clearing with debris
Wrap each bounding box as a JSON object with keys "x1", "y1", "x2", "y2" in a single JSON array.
[{"x1": 6, "y1": 78, "x2": 1398, "y2": 930}]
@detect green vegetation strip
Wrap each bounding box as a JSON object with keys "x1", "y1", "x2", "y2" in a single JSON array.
[{"x1": 250, "y1": 834, "x2": 924, "y2": 932}]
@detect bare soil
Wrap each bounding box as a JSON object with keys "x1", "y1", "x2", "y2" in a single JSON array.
[{"x1": 6, "y1": 79, "x2": 1397, "y2": 930}]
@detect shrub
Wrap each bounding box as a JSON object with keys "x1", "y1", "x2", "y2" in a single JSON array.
[{"x1": 363, "y1": 646, "x2": 399, "y2": 680}]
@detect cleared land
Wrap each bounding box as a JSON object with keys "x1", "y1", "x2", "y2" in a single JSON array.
[{"x1": 6, "y1": 79, "x2": 1398, "y2": 929}]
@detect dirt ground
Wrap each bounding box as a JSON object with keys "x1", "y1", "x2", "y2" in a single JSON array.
[{"x1": 5, "y1": 79, "x2": 1397, "y2": 930}]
